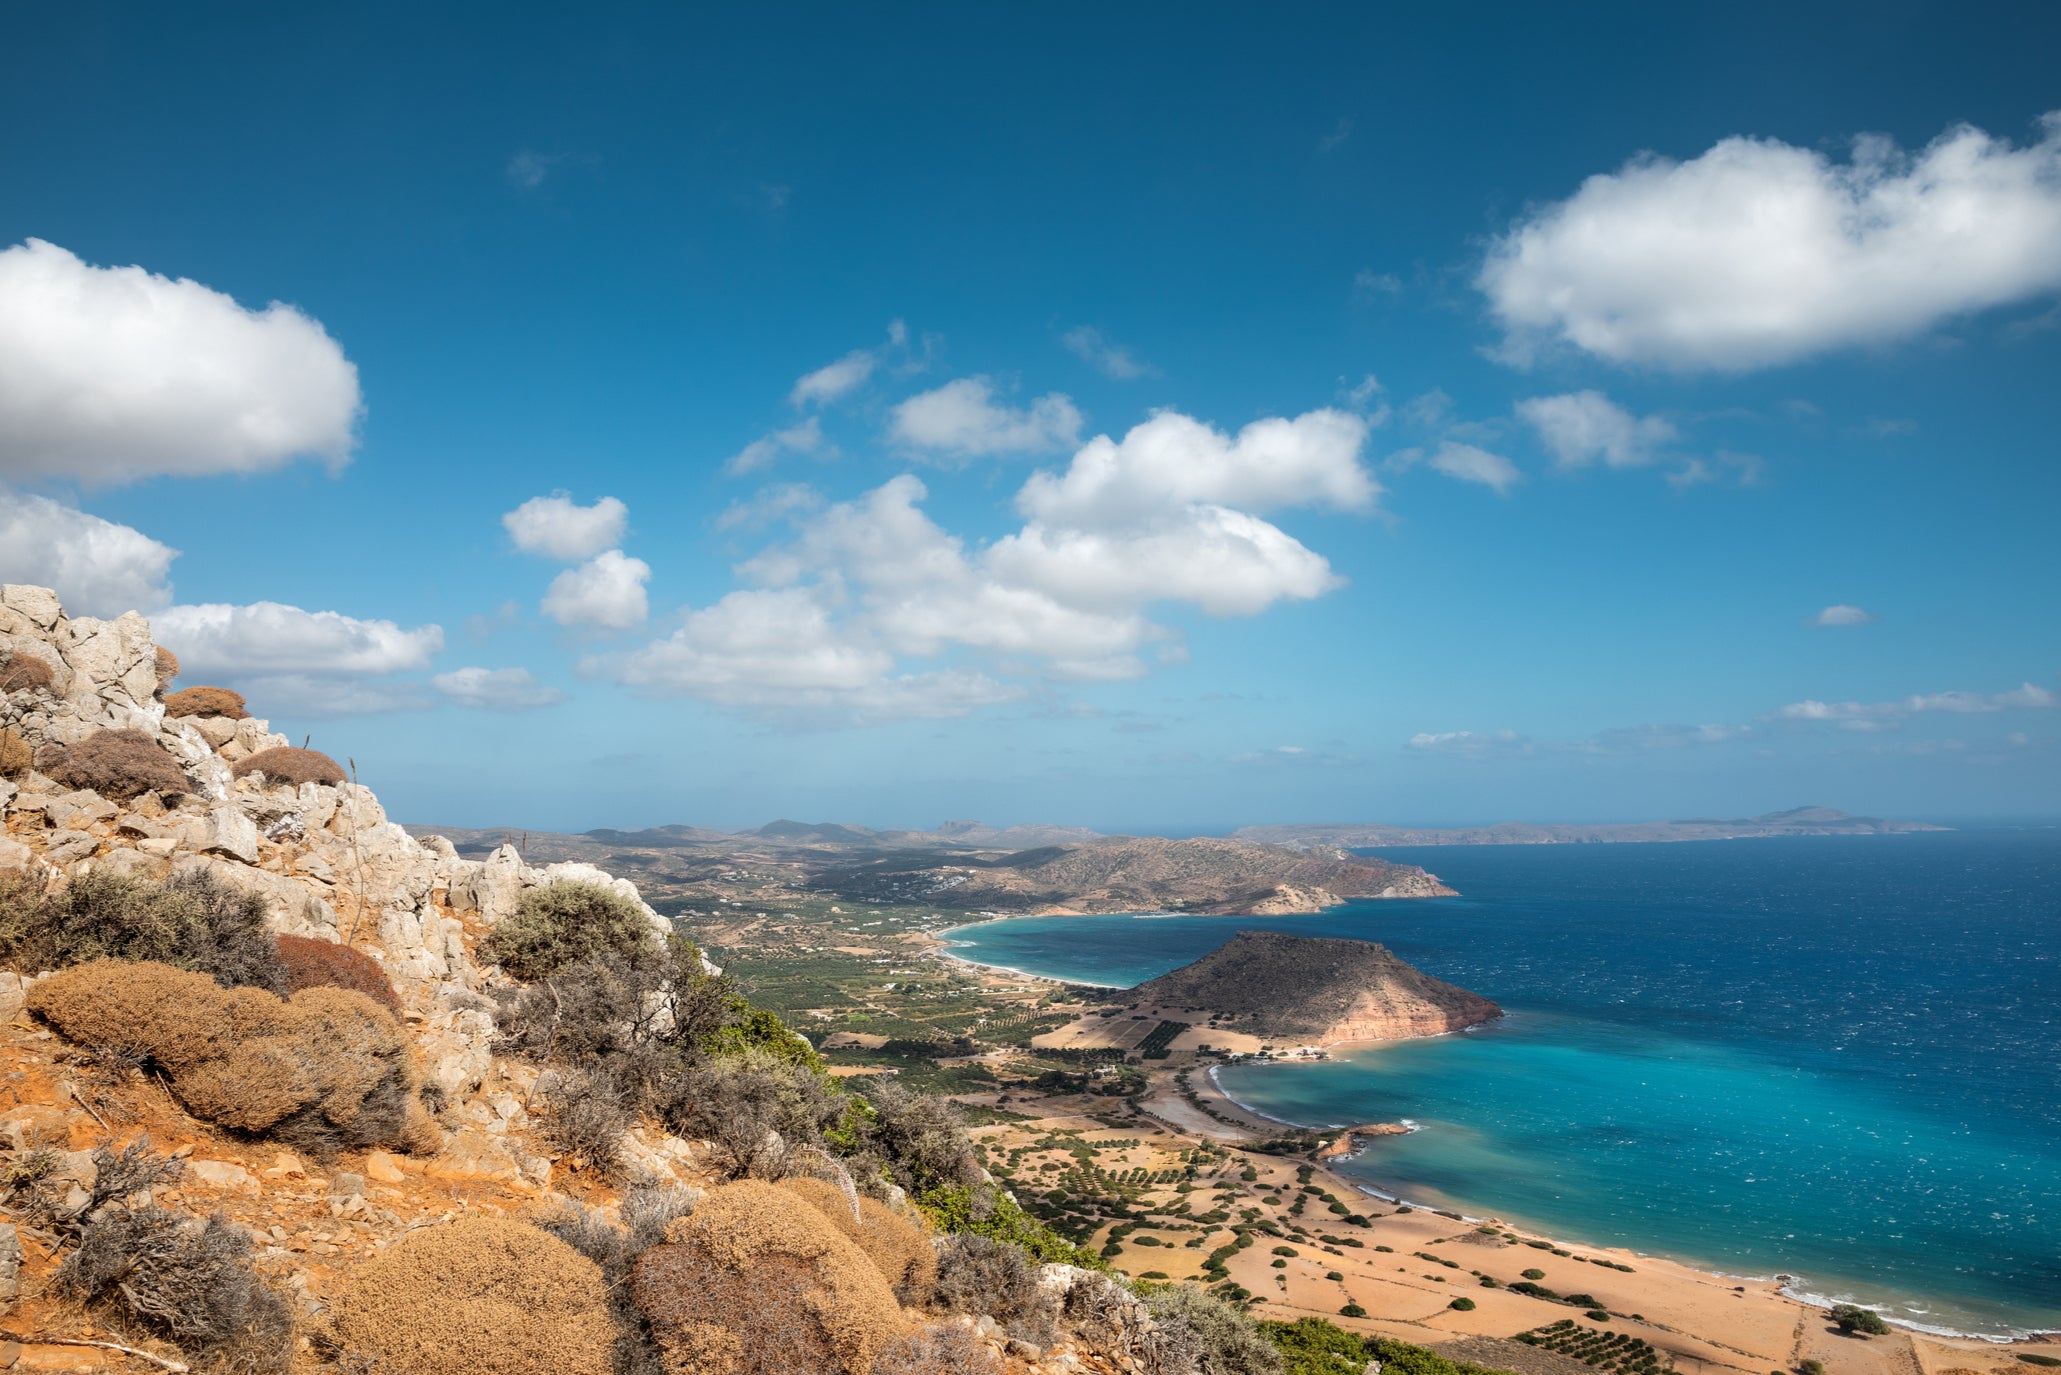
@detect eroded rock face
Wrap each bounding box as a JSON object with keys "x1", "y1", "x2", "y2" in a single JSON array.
[{"x1": 0, "y1": 583, "x2": 681, "y2": 1111}]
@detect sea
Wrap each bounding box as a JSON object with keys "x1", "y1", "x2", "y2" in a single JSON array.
[{"x1": 941, "y1": 830, "x2": 2061, "y2": 1338}]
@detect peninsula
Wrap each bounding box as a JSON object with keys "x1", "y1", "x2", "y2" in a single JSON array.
[{"x1": 1234, "y1": 805, "x2": 1948, "y2": 849}]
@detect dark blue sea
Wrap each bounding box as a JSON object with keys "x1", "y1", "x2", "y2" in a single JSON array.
[{"x1": 942, "y1": 831, "x2": 2061, "y2": 1337}]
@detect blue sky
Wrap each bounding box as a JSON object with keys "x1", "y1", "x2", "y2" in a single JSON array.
[{"x1": 2, "y1": 2, "x2": 2058, "y2": 831}]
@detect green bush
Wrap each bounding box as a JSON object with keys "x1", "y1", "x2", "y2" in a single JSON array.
[
  {"x1": 1340, "y1": 1303, "x2": 1366, "y2": 1318},
  {"x1": 1450, "y1": 1297, "x2": 1476, "y2": 1311},
  {"x1": 1830, "y1": 1304, "x2": 1890, "y2": 1337},
  {"x1": 2016, "y1": 1357, "x2": 2061, "y2": 1370},
  {"x1": 0, "y1": 868, "x2": 286, "y2": 992},
  {"x1": 1523, "y1": 1267, "x2": 1546, "y2": 1280},
  {"x1": 481, "y1": 879, "x2": 663, "y2": 981},
  {"x1": 1798, "y1": 1361, "x2": 1825, "y2": 1375}
]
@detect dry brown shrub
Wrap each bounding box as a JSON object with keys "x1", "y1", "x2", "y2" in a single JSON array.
[
  {"x1": 874, "y1": 1323, "x2": 1003, "y2": 1375},
  {"x1": 154, "y1": 644, "x2": 180, "y2": 690},
  {"x1": 0, "y1": 726, "x2": 30, "y2": 779},
  {"x1": 781, "y1": 1175, "x2": 937, "y2": 1304},
  {"x1": 37, "y1": 727, "x2": 192, "y2": 800},
  {"x1": 0, "y1": 651, "x2": 55, "y2": 695},
  {"x1": 630, "y1": 1179, "x2": 903, "y2": 1375},
  {"x1": 328, "y1": 1217, "x2": 615, "y2": 1375},
  {"x1": 27, "y1": 959, "x2": 436, "y2": 1154},
  {"x1": 164, "y1": 685, "x2": 247, "y2": 719},
  {"x1": 232, "y1": 745, "x2": 345, "y2": 788},
  {"x1": 275, "y1": 934, "x2": 402, "y2": 1014}
]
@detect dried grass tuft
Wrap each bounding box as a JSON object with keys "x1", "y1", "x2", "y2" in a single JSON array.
[
  {"x1": 37, "y1": 727, "x2": 192, "y2": 800},
  {"x1": 27, "y1": 959, "x2": 437, "y2": 1155},
  {"x1": 275, "y1": 934, "x2": 401, "y2": 1014},
  {"x1": 0, "y1": 726, "x2": 30, "y2": 779},
  {"x1": 327, "y1": 1216, "x2": 615, "y2": 1375},
  {"x1": 163, "y1": 685, "x2": 247, "y2": 719},
  {"x1": 0, "y1": 650, "x2": 55, "y2": 695},
  {"x1": 231, "y1": 745, "x2": 344, "y2": 788},
  {"x1": 630, "y1": 1179, "x2": 903, "y2": 1375}
]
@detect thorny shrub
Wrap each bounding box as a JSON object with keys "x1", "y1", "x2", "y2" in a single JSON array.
[
  {"x1": 630, "y1": 1179, "x2": 902, "y2": 1375},
  {"x1": 535, "y1": 1068, "x2": 634, "y2": 1178},
  {"x1": 0, "y1": 650, "x2": 55, "y2": 695},
  {"x1": 841, "y1": 1078, "x2": 984, "y2": 1196},
  {"x1": 231, "y1": 744, "x2": 345, "y2": 788},
  {"x1": 934, "y1": 1232, "x2": 1061, "y2": 1345},
  {"x1": 37, "y1": 726, "x2": 192, "y2": 800},
  {"x1": 530, "y1": 1187, "x2": 702, "y2": 1375},
  {"x1": 874, "y1": 1323, "x2": 1005, "y2": 1375},
  {"x1": 327, "y1": 1216, "x2": 615, "y2": 1375},
  {"x1": 163, "y1": 685, "x2": 247, "y2": 719},
  {"x1": 28, "y1": 959, "x2": 438, "y2": 1156},
  {"x1": 781, "y1": 1174, "x2": 937, "y2": 1304},
  {"x1": 154, "y1": 644, "x2": 180, "y2": 691},
  {"x1": 0, "y1": 868, "x2": 287, "y2": 991},
  {"x1": 666, "y1": 1046, "x2": 848, "y2": 1180},
  {"x1": 480, "y1": 878, "x2": 663, "y2": 982},
  {"x1": 1145, "y1": 1283, "x2": 1285, "y2": 1375},
  {"x1": 275, "y1": 933, "x2": 401, "y2": 1014},
  {"x1": 58, "y1": 1205, "x2": 294, "y2": 1375}
]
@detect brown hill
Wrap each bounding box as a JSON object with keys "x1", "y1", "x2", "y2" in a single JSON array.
[
  {"x1": 823, "y1": 835, "x2": 1456, "y2": 914},
  {"x1": 1126, "y1": 930, "x2": 1501, "y2": 1044}
]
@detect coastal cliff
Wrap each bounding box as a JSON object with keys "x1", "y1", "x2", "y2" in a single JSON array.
[{"x1": 1125, "y1": 930, "x2": 1502, "y2": 1044}]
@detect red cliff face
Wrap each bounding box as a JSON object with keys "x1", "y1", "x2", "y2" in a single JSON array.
[{"x1": 1126, "y1": 930, "x2": 1501, "y2": 1046}]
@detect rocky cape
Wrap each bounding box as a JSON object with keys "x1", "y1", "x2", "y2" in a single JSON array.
[
  {"x1": 1125, "y1": 931, "x2": 1502, "y2": 1045},
  {"x1": 817, "y1": 836, "x2": 1456, "y2": 915},
  {"x1": 1234, "y1": 806, "x2": 1948, "y2": 849}
]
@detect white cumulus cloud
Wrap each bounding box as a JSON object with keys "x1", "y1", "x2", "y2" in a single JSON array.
[
  {"x1": 1517, "y1": 391, "x2": 1676, "y2": 468},
  {"x1": 0, "y1": 492, "x2": 177, "y2": 616},
  {"x1": 541, "y1": 550, "x2": 650, "y2": 629},
  {"x1": 1812, "y1": 604, "x2": 1877, "y2": 627},
  {"x1": 153, "y1": 602, "x2": 443, "y2": 676},
  {"x1": 609, "y1": 405, "x2": 1374, "y2": 719},
  {"x1": 1481, "y1": 113, "x2": 2061, "y2": 369},
  {"x1": 1017, "y1": 408, "x2": 1375, "y2": 526},
  {"x1": 1427, "y1": 442, "x2": 1522, "y2": 494},
  {"x1": 0, "y1": 238, "x2": 360, "y2": 482},
  {"x1": 502, "y1": 492, "x2": 629, "y2": 561},
  {"x1": 889, "y1": 377, "x2": 1083, "y2": 459},
  {"x1": 431, "y1": 666, "x2": 567, "y2": 711}
]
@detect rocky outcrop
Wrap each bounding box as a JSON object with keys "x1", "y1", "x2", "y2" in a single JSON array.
[
  {"x1": 0, "y1": 584, "x2": 676, "y2": 1118},
  {"x1": 1125, "y1": 931, "x2": 1501, "y2": 1045}
]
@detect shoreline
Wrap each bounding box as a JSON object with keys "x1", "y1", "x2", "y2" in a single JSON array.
[{"x1": 1191, "y1": 1063, "x2": 2055, "y2": 1345}]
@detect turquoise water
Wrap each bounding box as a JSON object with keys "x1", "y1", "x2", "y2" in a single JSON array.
[{"x1": 942, "y1": 832, "x2": 2061, "y2": 1337}]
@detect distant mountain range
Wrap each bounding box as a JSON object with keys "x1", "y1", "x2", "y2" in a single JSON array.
[{"x1": 1232, "y1": 806, "x2": 1948, "y2": 849}]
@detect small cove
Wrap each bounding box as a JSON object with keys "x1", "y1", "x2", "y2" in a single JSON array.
[{"x1": 942, "y1": 831, "x2": 2061, "y2": 1337}]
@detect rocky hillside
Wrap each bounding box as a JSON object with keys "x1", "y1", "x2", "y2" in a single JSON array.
[
  {"x1": 825, "y1": 836, "x2": 1456, "y2": 915},
  {"x1": 0, "y1": 584, "x2": 1219, "y2": 1375},
  {"x1": 1125, "y1": 931, "x2": 1502, "y2": 1044}
]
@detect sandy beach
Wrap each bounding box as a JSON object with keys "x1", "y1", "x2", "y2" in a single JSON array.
[{"x1": 962, "y1": 1057, "x2": 2052, "y2": 1375}]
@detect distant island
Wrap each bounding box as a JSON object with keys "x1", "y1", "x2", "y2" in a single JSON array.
[
  {"x1": 1233, "y1": 805, "x2": 1949, "y2": 849},
  {"x1": 1040, "y1": 931, "x2": 1503, "y2": 1055}
]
